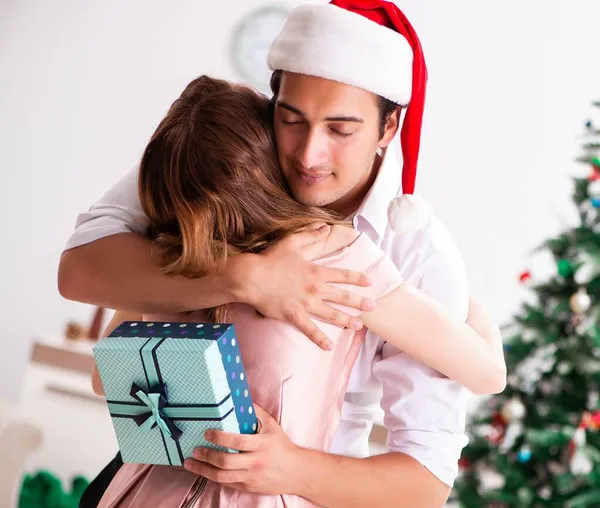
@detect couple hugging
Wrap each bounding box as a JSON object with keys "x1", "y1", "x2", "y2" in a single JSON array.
[{"x1": 59, "y1": 1, "x2": 506, "y2": 507}]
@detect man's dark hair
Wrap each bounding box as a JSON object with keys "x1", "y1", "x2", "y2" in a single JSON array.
[{"x1": 269, "y1": 70, "x2": 400, "y2": 140}]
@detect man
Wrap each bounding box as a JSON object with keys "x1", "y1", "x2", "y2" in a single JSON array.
[{"x1": 61, "y1": 1, "x2": 503, "y2": 506}]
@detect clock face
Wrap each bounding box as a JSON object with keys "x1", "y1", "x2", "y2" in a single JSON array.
[{"x1": 231, "y1": 6, "x2": 289, "y2": 93}]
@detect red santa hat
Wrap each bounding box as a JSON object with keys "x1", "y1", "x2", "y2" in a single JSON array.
[{"x1": 268, "y1": 0, "x2": 431, "y2": 233}]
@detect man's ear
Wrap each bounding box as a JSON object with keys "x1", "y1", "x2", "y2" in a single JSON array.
[{"x1": 378, "y1": 107, "x2": 401, "y2": 149}]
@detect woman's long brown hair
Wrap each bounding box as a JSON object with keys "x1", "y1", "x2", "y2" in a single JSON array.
[{"x1": 138, "y1": 75, "x2": 345, "y2": 322}]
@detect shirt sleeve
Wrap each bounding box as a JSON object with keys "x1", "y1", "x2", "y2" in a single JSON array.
[
  {"x1": 64, "y1": 166, "x2": 149, "y2": 251},
  {"x1": 372, "y1": 214, "x2": 472, "y2": 487}
]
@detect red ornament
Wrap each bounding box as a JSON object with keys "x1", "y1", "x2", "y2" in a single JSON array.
[
  {"x1": 588, "y1": 171, "x2": 600, "y2": 182},
  {"x1": 581, "y1": 411, "x2": 600, "y2": 431},
  {"x1": 519, "y1": 270, "x2": 532, "y2": 284},
  {"x1": 458, "y1": 456, "x2": 471, "y2": 470},
  {"x1": 488, "y1": 412, "x2": 508, "y2": 445}
]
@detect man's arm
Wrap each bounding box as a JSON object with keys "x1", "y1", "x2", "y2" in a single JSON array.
[
  {"x1": 59, "y1": 167, "x2": 373, "y2": 347},
  {"x1": 59, "y1": 233, "x2": 232, "y2": 315},
  {"x1": 59, "y1": 166, "x2": 231, "y2": 314},
  {"x1": 294, "y1": 449, "x2": 449, "y2": 508},
  {"x1": 367, "y1": 217, "x2": 474, "y2": 497},
  {"x1": 185, "y1": 404, "x2": 449, "y2": 507}
]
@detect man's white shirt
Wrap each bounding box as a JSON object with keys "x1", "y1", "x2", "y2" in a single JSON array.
[{"x1": 65, "y1": 145, "x2": 472, "y2": 487}]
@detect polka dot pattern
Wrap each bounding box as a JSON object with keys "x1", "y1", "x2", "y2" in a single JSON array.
[
  {"x1": 216, "y1": 325, "x2": 258, "y2": 435},
  {"x1": 111, "y1": 321, "x2": 230, "y2": 341}
]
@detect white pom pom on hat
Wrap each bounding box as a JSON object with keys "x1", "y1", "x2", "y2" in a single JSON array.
[{"x1": 387, "y1": 194, "x2": 431, "y2": 234}]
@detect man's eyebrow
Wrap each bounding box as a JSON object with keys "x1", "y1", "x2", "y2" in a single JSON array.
[
  {"x1": 277, "y1": 101, "x2": 305, "y2": 116},
  {"x1": 276, "y1": 101, "x2": 364, "y2": 123}
]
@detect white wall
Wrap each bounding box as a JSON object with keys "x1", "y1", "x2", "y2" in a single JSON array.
[
  {"x1": 1, "y1": 0, "x2": 599, "y2": 481},
  {"x1": 0, "y1": 0, "x2": 278, "y2": 403}
]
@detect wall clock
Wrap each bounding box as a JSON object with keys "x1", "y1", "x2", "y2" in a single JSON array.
[{"x1": 231, "y1": 5, "x2": 289, "y2": 93}]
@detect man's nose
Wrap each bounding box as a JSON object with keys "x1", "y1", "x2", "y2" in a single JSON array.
[{"x1": 296, "y1": 129, "x2": 329, "y2": 169}]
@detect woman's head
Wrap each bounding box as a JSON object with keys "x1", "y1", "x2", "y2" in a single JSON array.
[{"x1": 139, "y1": 75, "x2": 343, "y2": 281}]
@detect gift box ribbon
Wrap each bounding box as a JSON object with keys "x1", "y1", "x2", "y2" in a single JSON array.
[{"x1": 106, "y1": 336, "x2": 235, "y2": 465}]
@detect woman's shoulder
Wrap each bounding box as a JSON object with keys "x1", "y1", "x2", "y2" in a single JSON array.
[
  {"x1": 327, "y1": 224, "x2": 361, "y2": 248},
  {"x1": 319, "y1": 225, "x2": 386, "y2": 271},
  {"x1": 327, "y1": 226, "x2": 403, "y2": 299}
]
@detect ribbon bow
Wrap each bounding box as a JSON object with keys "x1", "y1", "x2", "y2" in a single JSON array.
[{"x1": 130, "y1": 383, "x2": 183, "y2": 440}]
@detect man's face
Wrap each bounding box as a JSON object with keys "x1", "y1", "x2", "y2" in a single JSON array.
[{"x1": 273, "y1": 72, "x2": 398, "y2": 215}]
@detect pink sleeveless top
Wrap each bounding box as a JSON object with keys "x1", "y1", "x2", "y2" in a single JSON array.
[{"x1": 98, "y1": 233, "x2": 402, "y2": 508}]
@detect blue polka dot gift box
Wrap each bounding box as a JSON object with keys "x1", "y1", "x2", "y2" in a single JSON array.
[{"x1": 92, "y1": 321, "x2": 258, "y2": 466}]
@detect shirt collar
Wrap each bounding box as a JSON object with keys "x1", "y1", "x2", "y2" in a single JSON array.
[{"x1": 351, "y1": 143, "x2": 402, "y2": 242}]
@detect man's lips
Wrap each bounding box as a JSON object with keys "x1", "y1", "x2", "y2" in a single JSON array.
[{"x1": 294, "y1": 167, "x2": 331, "y2": 184}]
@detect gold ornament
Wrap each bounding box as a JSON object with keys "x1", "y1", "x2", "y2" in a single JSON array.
[
  {"x1": 501, "y1": 396, "x2": 526, "y2": 422},
  {"x1": 570, "y1": 288, "x2": 592, "y2": 314}
]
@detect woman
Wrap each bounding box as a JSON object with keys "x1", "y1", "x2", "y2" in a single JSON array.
[{"x1": 93, "y1": 76, "x2": 505, "y2": 507}]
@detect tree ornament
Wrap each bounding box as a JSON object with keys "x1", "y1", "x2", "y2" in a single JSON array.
[
  {"x1": 501, "y1": 396, "x2": 526, "y2": 422},
  {"x1": 517, "y1": 487, "x2": 534, "y2": 505},
  {"x1": 569, "y1": 426, "x2": 594, "y2": 475},
  {"x1": 499, "y1": 420, "x2": 523, "y2": 452},
  {"x1": 589, "y1": 177, "x2": 600, "y2": 207},
  {"x1": 588, "y1": 179, "x2": 600, "y2": 200},
  {"x1": 498, "y1": 397, "x2": 526, "y2": 452},
  {"x1": 574, "y1": 261, "x2": 597, "y2": 284},
  {"x1": 557, "y1": 259, "x2": 573, "y2": 278},
  {"x1": 557, "y1": 361, "x2": 573, "y2": 375},
  {"x1": 517, "y1": 445, "x2": 532, "y2": 463},
  {"x1": 487, "y1": 412, "x2": 507, "y2": 445},
  {"x1": 458, "y1": 456, "x2": 470, "y2": 470},
  {"x1": 538, "y1": 486, "x2": 552, "y2": 500},
  {"x1": 588, "y1": 169, "x2": 600, "y2": 182},
  {"x1": 521, "y1": 330, "x2": 536, "y2": 343},
  {"x1": 518, "y1": 270, "x2": 532, "y2": 284},
  {"x1": 581, "y1": 411, "x2": 600, "y2": 431},
  {"x1": 569, "y1": 288, "x2": 592, "y2": 314}
]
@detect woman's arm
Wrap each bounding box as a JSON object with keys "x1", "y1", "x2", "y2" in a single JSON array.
[
  {"x1": 360, "y1": 285, "x2": 506, "y2": 395},
  {"x1": 466, "y1": 293, "x2": 505, "y2": 364},
  {"x1": 91, "y1": 310, "x2": 143, "y2": 396}
]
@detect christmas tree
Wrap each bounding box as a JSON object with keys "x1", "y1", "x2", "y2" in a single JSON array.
[{"x1": 451, "y1": 102, "x2": 600, "y2": 508}]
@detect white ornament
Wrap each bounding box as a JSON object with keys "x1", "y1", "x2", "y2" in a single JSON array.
[
  {"x1": 573, "y1": 427, "x2": 586, "y2": 446},
  {"x1": 574, "y1": 261, "x2": 598, "y2": 285},
  {"x1": 557, "y1": 361, "x2": 572, "y2": 375},
  {"x1": 387, "y1": 194, "x2": 431, "y2": 234},
  {"x1": 589, "y1": 179, "x2": 600, "y2": 199},
  {"x1": 569, "y1": 426, "x2": 594, "y2": 475},
  {"x1": 522, "y1": 330, "x2": 537, "y2": 343},
  {"x1": 570, "y1": 288, "x2": 592, "y2": 314},
  {"x1": 499, "y1": 421, "x2": 523, "y2": 452},
  {"x1": 501, "y1": 396, "x2": 526, "y2": 422},
  {"x1": 481, "y1": 469, "x2": 506, "y2": 490},
  {"x1": 570, "y1": 448, "x2": 594, "y2": 475},
  {"x1": 538, "y1": 486, "x2": 552, "y2": 500}
]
